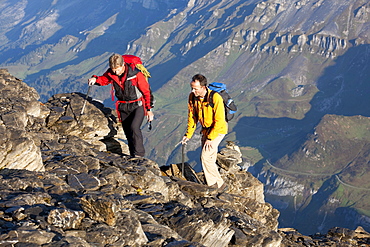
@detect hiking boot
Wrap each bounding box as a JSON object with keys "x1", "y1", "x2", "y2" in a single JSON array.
[{"x1": 128, "y1": 155, "x2": 144, "y2": 160}]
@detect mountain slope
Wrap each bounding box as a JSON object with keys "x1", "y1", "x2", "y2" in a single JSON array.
[
  {"x1": 126, "y1": 0, "x2": 369, "y2": 166},
  {"x1": 0, "y1": 0, "x2": 188, "y2": 99},
  {"x1": 262, "y1": 114, "x2": 370, "y2": 234}
]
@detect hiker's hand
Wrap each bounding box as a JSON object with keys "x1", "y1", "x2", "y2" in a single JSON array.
[
  {"x1": 181, "y1": 136, "x2": 189, "y2": 145},
  {"x1": 88, "y1": 77, "x2": 96, "y2": 86},
  {"x1": 146, "y1": 110, "x2": 154, "y2": 122},
  {"x1": 204, "y1": 139, "x2": 214, "y2": 151}
]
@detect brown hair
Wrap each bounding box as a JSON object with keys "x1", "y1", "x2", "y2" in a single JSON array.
[
  {"x1": 109, "y1": 54, "x2": 124, "y2": 69},
  {"x1": 192, "y1": 74, "x2": 207, "y2": 86}
]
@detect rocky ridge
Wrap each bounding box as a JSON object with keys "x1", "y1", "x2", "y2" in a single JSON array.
[
  {"x1": 1, "y1": 68, "x2": 370, "y2": 246},
  {"x1": 131, "y1": 0, "x2": 370, "y2": 63}
]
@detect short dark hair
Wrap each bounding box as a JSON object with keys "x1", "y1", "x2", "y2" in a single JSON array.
[{"x1": 192, "y1": 74, "x2": 207, "y2": 86}]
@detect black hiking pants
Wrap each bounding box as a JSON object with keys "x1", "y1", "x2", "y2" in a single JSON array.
[{"x1": 120, "y1": 106, "x2": 145, "y2": 157}]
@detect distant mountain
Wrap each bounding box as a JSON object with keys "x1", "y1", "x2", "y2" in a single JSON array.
[
  {"x1": 1, "y1": 0, "x2": 370, "y2": 235},
  {"x1": 0, "y1": 0, "x2": 188, "y2": 99}
]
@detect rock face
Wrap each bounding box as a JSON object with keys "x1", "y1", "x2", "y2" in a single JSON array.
[
  {"x1": 0, "y1": 69, "x2": 45, "y2": 171},
  {"x1": 0, "y1": 69, "x2": 369, "y2": 246},
  {"x1": 0, "y1": 68, "x2": 128, "y2": 172}
]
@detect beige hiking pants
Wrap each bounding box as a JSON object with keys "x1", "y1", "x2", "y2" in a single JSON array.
[{"x1": 201, "y1": 134, "x2": 225, "y2": 188}]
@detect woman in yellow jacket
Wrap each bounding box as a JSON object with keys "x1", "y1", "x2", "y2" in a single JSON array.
[{"x1": 181, "y1": 74, "x2": 228, "y2": 192}]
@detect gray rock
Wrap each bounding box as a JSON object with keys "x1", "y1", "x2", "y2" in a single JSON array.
[
  {"x1": 47, "y1": 208, "x2": 85, "y2": 230},
  {"x1": 6, "y1": 229, "x2": 56, "y2": 245},
  {"x1": 0, "y1": 70, "x2": 45, "y2": 172},
  {"x1": 44, "y1": 236, "x2": 92, "y2": 247},
  {"x1": 67, "y1": 173, "x2": 101, "y2": 191}
]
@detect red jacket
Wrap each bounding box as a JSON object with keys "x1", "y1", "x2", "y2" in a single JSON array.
[{"x1": 93, "y1": 63, "x2": 154, "y2": 111}]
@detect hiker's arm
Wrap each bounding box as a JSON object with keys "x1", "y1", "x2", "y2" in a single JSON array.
[
  {"x1": 207, "y1": 93, "x2": 227, "y2": 140},
  {"x1": 136, "y1": 73, "x2": 154, "y2": 111},
  {"x1": 89, "y1": 70, "x2": 112, "y2": 86},
  {"x1": 184, "y1": 94, "x2": 197, "y2": 139}
]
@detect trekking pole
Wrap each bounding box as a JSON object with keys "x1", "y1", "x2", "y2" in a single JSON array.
[
  {"x1": 181, "y1": 143, "x2": 186, "y2": 178},
  {"x1": 78, "y1": 85, "x2": 92, "y2": 123}
]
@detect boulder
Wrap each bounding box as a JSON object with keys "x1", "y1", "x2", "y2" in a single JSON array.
[{"x1": 0, "y1": 69, "x2": 45, "y2": 171}]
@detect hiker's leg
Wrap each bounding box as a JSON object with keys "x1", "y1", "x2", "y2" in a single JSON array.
[
  {"x1": 129, "y1": 107, "x2": 145, "y2": 157},
  {"x1": 121, "y1": 112, "x2": 135, "y2": 156},
  {"x1": 201, "y1": 134, "x2": 225, "y2": 187}
]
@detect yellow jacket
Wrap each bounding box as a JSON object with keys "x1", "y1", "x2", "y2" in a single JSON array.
[{"x1": 185, "y1": 89, "x2": 227, "y2": 140}]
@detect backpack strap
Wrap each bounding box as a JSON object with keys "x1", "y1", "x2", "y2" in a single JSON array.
[
  {"x1": 208, "y1": 90, "x2": 216, "y2": 108},
  {"x1": 190, "y1": 92, "x2": 195, "y2": 106},
  {"x1": 191, "y1": 90, "x2": 216, "y2": 109},
  {"x1": 189, "y1": 92, "x2": 199, "y2": 121}
]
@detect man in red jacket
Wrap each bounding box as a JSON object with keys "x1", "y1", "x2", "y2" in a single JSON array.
[{"x1": 88, "y1": 54, "x2": 154, "y2": 158}]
